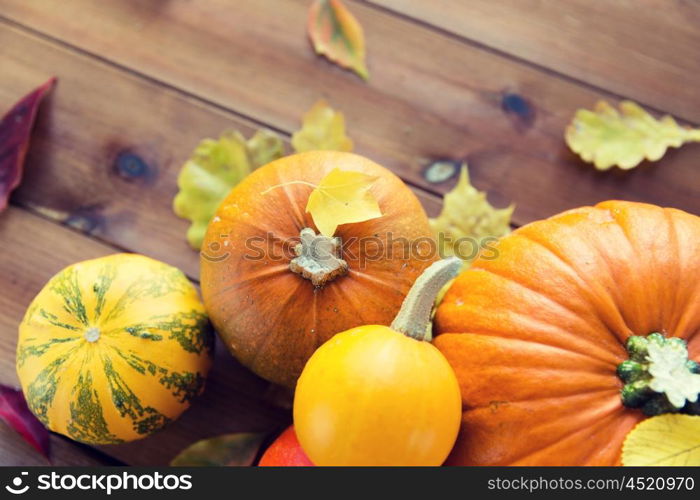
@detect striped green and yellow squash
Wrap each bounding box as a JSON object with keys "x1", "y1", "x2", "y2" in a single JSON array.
[{"x1": 16, "y1": 253, "x2": 214, "y2": 445}]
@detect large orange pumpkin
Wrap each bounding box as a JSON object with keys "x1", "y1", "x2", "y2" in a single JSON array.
[
  {"x1": 201, "y1": 151, "x2": 436, "y2": 387},
  {"x1": 434, "y1": 200, "x2": 700, "y2": 465}
]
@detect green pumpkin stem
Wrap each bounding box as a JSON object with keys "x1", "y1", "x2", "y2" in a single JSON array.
[
  {"x1": 391, "y1": 257, "x2": 462, "y2": 342},
  {"x1": 618, "y1": 333, "x2": 700, "y2": 416}
]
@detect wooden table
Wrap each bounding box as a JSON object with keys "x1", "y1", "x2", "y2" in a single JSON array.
[{"x1": 0, "y1": 0, "x2": 698, "y2": 466}]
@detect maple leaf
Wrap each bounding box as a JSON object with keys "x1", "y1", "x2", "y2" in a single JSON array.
[
  {"x1": 292, "y1": 99, "x2": 353, "y2": 153},
  {"x1": 429, "y1": 164, "x2": 513, "y2": 264},
  {"x1": 306, "y1": 168, "x2": 382, "y2": 237},
  {"x1": 173, "y1": 129, "x2": 284, "y2": 249}
]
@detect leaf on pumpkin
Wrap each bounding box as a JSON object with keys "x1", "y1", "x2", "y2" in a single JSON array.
[
  {"x1": 622, "y1": 414, "x2": 700, "y2": 466},
  {"x1": 170, "y1": 433, "x2": 266, "y2": 466},
  {"x1": 0, "y1": 77, "x2": 56, "y2": 213},
  {"x1": 292, "y1": 99, "x2": 353, "y2": 153},
  {"x1": 306, "y1": 168, "x2": 382, "y2": 237},
  {"x1": 429, "y1": 164, "x2": 513, "y2": 265},
  {"x1": 307, "y1": 0, "x2": 369, "y2": 80},
  {"x1": 0, "y1": 385, "x2": 50, "y2": 460},
  {"x1": 173, "y1": 129, "x2": 284, "y2": 249},
  {"x1": 565, "y1": 100, "x2": 700, "y2": 170}
]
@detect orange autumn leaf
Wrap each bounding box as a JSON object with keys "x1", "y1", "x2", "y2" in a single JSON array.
[{"x1": 307, "y1": 0, "x2": 369, "y2": 80}]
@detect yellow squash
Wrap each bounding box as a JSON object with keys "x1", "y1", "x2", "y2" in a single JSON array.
[
  {"x1": 293, "y1": 258, "x2": 463, "y2": 466},
  {"x1": 16, "y1": 254, "x2": 213, "y2": 445}
]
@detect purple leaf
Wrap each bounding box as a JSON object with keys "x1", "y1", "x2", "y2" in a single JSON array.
[
  {"x1": 0, "y1": 385, "x2": 51, "y2": 460},
  {"x1": 0, "y1": 77, "x2": 56, "y2": 213}
]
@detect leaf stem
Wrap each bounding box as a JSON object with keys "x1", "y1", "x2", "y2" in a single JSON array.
[{"x1": 261, "y1": 180, "x2": 318, "y2": 195}]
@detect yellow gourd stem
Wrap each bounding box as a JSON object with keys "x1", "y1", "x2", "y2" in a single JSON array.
[
  {"x1": 84, "y1": 327, "x2": 100, "y2": 343},
  {"x1": 689, "y1": 129, "x2": 700, "y2": 142},
  {"x1": 391, "y1": 257, "x2": 462, "y2": 342}
]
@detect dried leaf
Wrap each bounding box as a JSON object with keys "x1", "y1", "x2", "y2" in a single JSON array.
[
  {"x1": 173, "y1": 130, "x2": 284, "y2": 249},
  {"x1": 292, "y1": 99, "x2": 353, "y2": 153},
  {"x1": 0, "y1": 78, "x2": 56, "y2": 213},
  {"x1": 307, "y1": 0, "x2": 369, "y2": 80},
  {"x1": 622, "y1": 414, "x2": 700, "y2": 466},
  {"x1": 566, "y1": 100, "x2": 700, "y2": 170},
  {"x1": 247, "y1": 129, "x2": 286, "y2": 168},
  {"x1": 429, "y1": 164, "x2": 513, "y2": 264},
  {"x1": 0, "y1": 385, "x2": 50, "y2": 460},
  {"x1": 306, "y1": 168, "x2": 382, "y2": 237},
  {"x1": 170, "y1": 433, "x2": 266, "y2": 466}
]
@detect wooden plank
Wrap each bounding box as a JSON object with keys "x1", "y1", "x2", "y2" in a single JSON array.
[
  {"x1": 368, "y1": 0, "x2": 700, "y2": 124},
  {"x1": 0, "y1": 425, "x2": 116, "y2": 466},
  {"x1": 0, "y1": 23, "x2": 442, "y2": 280},
  {"x1": 1, "y1": 0, "x2": 699, "y2": 225},
  {"x1": 0, "y1": 207, "x2": 290, "y2": 465},
  {"x1": 0, "y1": 204, "x2": 114, "y2": 466}
]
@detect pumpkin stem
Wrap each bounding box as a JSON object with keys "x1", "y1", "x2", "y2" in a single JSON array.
[
  {"x1": 618, "y1": 333, "x2": 700, "y2": 416},
  {"x1": 289, "y1": 228, "x2": 348, "y2": 287},
  {"x1": 391, "y1": 257, "x2": 462, "y2": 342},
  {"x1": 84, "y1": 327, "x2": 100, "y2": 343}
]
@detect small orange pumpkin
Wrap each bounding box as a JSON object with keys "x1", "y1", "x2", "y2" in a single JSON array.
[
  {"x1": 201, "y1": 151, "x2": 436, "y2": 387},
  {"x1": 434, "y1": 201, "x2": 700, "y2": 465}
]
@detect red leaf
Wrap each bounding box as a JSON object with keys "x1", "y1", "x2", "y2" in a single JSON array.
[
  {"x1": 0, "y1": 385, "x2": 51, "y2": 460},
  {"x1": 0, "y1": 77, "x2": 56, "y2": 212}
]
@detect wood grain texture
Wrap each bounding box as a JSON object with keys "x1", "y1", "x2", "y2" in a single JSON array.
[
  {"x1": 1, "y1": 0, "x2": 698, "y2": 225},
  {"x1": 0, "y1": 23, "x2": 441, "y2": 280},
  {"x1": 0, "y1": 425, "x2": 114, "y2": 466},
  {"x1": 368, "y1": 0, "x2": 700, "y2": 124},
  {"x1": 0, "y1": 207, "x2": 290, "y2": 465},
  {"x1": 1, "y1": 0, "x2": 699, "y2": 468}
]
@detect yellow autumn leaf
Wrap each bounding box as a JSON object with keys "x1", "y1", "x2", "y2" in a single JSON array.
[
  {"x1": 307, "y1": 0, "x2": 369, "y2": 80},
  {"x1": 566, "y1": 100, "x2": 700, "y2": 170},
  {"x1": 292, "y1": 99, "x2": 353, "y2": 153},
  {"x1": 173, "y1": 129, "x2": 284, "y2": 249},
  {"x1": 306, "y1": 168, "x2": 382, "y2": 237},
  {"x1": 429, "y1": 164, "x2": 513, "y2": 265},
  {"x1": 622, "y1": 414, "x2": 700, "y2": 466}
]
